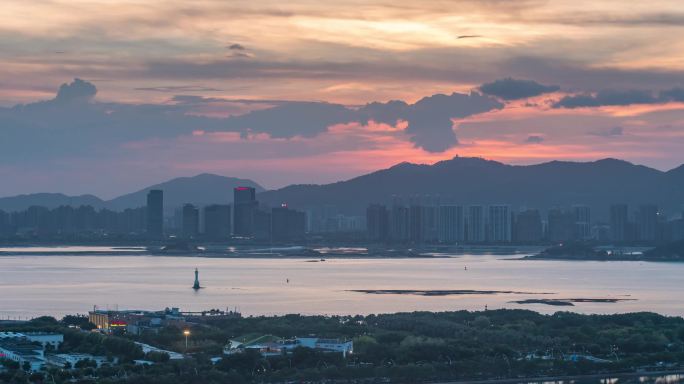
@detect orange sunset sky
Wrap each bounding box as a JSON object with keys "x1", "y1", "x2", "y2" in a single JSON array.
[{"x1": 2, "y1": 0, "x2": 684, "y2": 197}]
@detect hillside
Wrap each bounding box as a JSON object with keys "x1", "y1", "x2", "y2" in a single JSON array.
[
  {"x1": 106, "y1": 173, "x2": 265, "y2": 211},
  {"x1": 257, "y1": 157, "x2": 679, "y2": 219}
]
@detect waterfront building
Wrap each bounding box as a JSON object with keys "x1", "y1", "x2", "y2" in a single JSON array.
[
  {"x1": 466, "y1": 205, "x2": 485, "y2": 243},
  {"x1": 610, "y1": 204, "x2": 629, "y2": 242},
  {"x1": 233, "y1": 187, "x2": 257, "y2": 236},
  {"x1": 438, "y1": 205, "x2": 465, "y2": 243},
  {"x1": 146, "y1": 189, "x2": 164, "y2": 238},
  {"x1": 366, "y1": 204, "x2": 389, "y2": 241},
  {"x1": 573, "y1": 205, "x2": 591, "y2": 240},
  {"x1": 409, "y1": 205, "x2": 423, "y2": 242},
  {"x1": 203, "y1": 204, "x2": 231, "y2": 240},
  {"x1": 182, "y1": 203, "x2": 199, "y2": 238},
  {"x1": 637, "y1": 204, "x2": 659, "y2": 242},
  {"x1": 513, "y1": 209, "x2": 543, "y2": 243},
  {"x1": 389, "y1": 204, "x2": 410, "y2": 242},
  {"x1": 487, "y1": 205, "x2": 511, "y2": 243},
  {"x1": 547, "y1": 208, "x2": 575, "y2": 242},
  {"x1": 271, "y1": 204, "x2": 306, "y2": 241}
]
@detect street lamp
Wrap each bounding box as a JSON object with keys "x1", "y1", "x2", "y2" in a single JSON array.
[{"x1": 183, "y1": 330, "x2": 190, "y2": 351}]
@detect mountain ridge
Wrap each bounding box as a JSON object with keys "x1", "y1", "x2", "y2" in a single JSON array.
[{"x1": 1, "y1": 157, "x2": 683, "y2": 220}]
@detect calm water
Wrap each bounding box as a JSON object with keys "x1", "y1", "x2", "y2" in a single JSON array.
[{"x1": 1, "y1": 247, "x2": 683, "y2": 319}]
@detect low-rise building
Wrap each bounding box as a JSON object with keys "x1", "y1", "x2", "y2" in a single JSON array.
[
  {"x1": 46, "y1": 353, "x2": 109, "y2": 368},
  {"x1": 0, "y1": 339, "x2": 46, "y2": 371},
  {"x1": 224, "y1": 335, "x2": 353, "y2": 357},
  {"x1": 0, "y1": 332, "x2": 63, "y2": 349}
]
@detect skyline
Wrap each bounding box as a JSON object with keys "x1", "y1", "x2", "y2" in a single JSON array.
[{"x1": 3, "y1": 1, "x2": 684, "y2": 198}]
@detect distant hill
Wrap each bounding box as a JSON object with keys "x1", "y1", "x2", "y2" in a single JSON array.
[
  {"x1": 106, "y1": 174, "x2": 265, "y2": 211},
  {"x1": 3, "y1": 158, "x2": 684, "y2": 218},
  {"x1": 257, "y1": 156, "x2": 684, "y2": 219},
  {"x1": 0, "y1": 174, "x2": 265, "y2": 212},
  {"x1": 0, "y1": 193, "x2": 105, "y2": 212}
]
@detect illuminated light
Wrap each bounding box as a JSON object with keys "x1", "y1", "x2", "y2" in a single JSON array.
[
  {"x1": 183, "y1": 330, "x2": 190, "y2": 336},
  {"x1": 235, "y1": 187, "x2": 251, "y2": 191},
  {"x1": 281, "y1": 203, "x2": 288, "y2": 208}
]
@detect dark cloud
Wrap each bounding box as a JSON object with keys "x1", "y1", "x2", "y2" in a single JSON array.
[
  {"x1": 227, "y1": 52, "x2": 253, "y2": 59},
  {"x1": 357, "y1": 93, "x2": 503, "y2": 151},
  {"x1": 553, "y1": 89, "x2": 659, "y2": 108},
  {"x1": 660, "y1": 88, "x2": 684, "y2": 102},
  {"x1": 54, "y1": 78, "x2": 97, "y2": 103},
  {"x1": 525, "y1": 135, "x2": 544, "y2": 143},
  {"x1": 0, "y1": 79, "x2": 504, "y2": 163},
  {"x1": 589, "y1": 126, "x2": 624, "y2": 137},
  {"x1": 479, "y1": 77, "x2": 560, "y2": 100},
  {"x1": 224, "y1": 102, "x2": 355, "y2": 138},
  {"x1": 227, "y1": 43, "x2": 246, "y2": 50},
  {"x1": 135, "y1": 85, "x2": 222, "y2": 92}
]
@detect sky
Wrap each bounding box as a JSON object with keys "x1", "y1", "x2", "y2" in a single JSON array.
[{"x1": 2, "y1": 0, "x2": 684, "y2": 198}]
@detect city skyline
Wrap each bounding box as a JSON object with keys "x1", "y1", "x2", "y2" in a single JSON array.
[{"x1": 3, "y1": 1, "x2": 684, "y2": 197}]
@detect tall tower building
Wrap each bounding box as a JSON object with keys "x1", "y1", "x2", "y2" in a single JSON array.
[
  {"x1": 610, "y1": 204, "x2": 629, "y2": 242},
  {"x1": 204, "y1": 204, "x2": 231, "y2": 240},
  {"x1": 487, "y1": 205, "x2": 511, "y2": 243},
  {"x1": 514, "y1": 209, "x2": 543, "y2": 243},
  {"x1": 366, "y1": 204, "x2": 389, "y2": 242},
  {"x1": 438, "y1": 205, "x2": 465, "y2": 244},
  {"x1": 637, "y1": 204, "x2": 658, "y2": 242},
  {"x1": 146, "y1": 189, "x2": 164, "y2": 239},
  {"x1": 573, "y1": 205, "x2": 591, "y2": 240},
  {"x1": 466, "y1": 205, "x2": 485, "y2": 243},
  {"x1": 233, "y1": 187, "x2": 257, "y2": 236},
  {"x1": 271, "y1": 204, "x2": 306, "y2": 242},
  {"x1": 182, "y1": 203, "x2": 199, "y2": 238}
]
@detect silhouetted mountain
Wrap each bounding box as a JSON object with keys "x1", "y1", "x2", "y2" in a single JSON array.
[
  {"x1": 106, "y1": 174, "x2": 265, "y2": 211},
  {"x1": 257, "y1": 157, "x2": 683, "y2": 219},
  {"x1": 0, "y1": 193, "x2": 105, "y2": 212},
  {"x1": 0, "y1": 174, "x2": 264, "y2": 212}
]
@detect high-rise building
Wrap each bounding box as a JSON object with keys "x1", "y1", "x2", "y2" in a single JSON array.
[
  {"x1": 233, "y1": 187, "x2": 257, "y2": 237},
  {"x1": 438, "y1": 205, "x2": 465, "y2": 244},
  {"x1": 466, "y1": 205, "x2": 485, "y2": 243},
  {"x1": 637, "y1": 204, "x2": 658, "y2": 242},
  {"x1": 366, "y1": 204, "x2": 389, "y2": 241},
  {"x1": 271, "y1": 204, "x2": 306, "y2": 242},
  {"x1": 573, "y1": 205, "x2": 591, "y2": 240},
  {"x1": 204, "y1": 204, "x2": 231, "y2": 240},
  {"x1": 487, "y1": 205, "x2": 511, "y2": 243},
  {"x1": 421, "y1": 205, "x2": 439, "y2": 242},
  {"x1": 253, "y1": 209, "x2": 272, "y2": 240},
  {"x1": 146, "y1": 189, "x2": 164, "y2": 238},
  {"x1": 547, "y1": 208, "x2": 574, "y2": 242},
  {"x1": 610, "y1": 204, "x2": 629, "y2": 242},
  {"x1": 514, "y1": 209, "x2": 543, "y2": 243},
  {"x1": 182, "y1": 203, "x2": 199, "y2": 238},
  {"x1": 389, "y1": 205, "x2": 410, "y2": 242},
  {"x1": 409, "y1": 205, "x2": 423, "y2": 242}
]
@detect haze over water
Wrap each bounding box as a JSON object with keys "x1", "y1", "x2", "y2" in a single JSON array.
[{"x1": 1, "y1": 247, "x2": 682, "y2": 319}]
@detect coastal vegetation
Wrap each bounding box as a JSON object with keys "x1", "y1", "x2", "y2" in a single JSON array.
[{"x1": 3, "y1": 310, "x2": 684, "y2": 383}]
